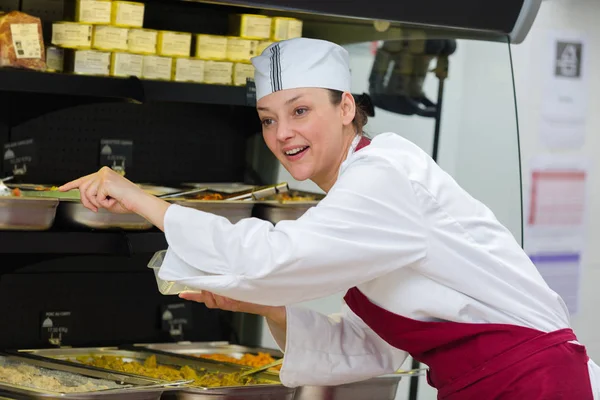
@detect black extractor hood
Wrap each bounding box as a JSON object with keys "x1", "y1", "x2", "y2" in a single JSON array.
[{"x1": 199, "y1": 0, "x2": 542, "y2": 43}]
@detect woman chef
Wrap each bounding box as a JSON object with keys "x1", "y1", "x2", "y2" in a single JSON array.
[{"x1": 60, "y1": 38, "x2": 599, "y2": 398}]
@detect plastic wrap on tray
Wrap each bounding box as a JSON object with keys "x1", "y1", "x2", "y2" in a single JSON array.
[
  {"x1": 0, "y1": 11, "x2": 46, "y2": 71},
  {"x1": 0, "y1": 355, "x2": 127, "y2": 393}
]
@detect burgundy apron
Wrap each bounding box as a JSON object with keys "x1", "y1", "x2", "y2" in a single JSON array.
[{"x1": 349, "y1": 136, "x2": 593, "y2": 399}]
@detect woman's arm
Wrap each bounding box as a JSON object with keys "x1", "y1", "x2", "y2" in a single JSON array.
[{"x1": 159, "y1": 154, "x2": 428, "y2": 306}]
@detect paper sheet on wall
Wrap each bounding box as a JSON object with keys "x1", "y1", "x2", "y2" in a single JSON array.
[
  {"x1": 540, "y1": 30, "x2": 588, "y2": 149},
  {"x1": 524, "y1": 155, "x2": 591, "y2": 315}
]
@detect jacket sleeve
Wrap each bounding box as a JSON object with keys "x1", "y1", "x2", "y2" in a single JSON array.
[
  {"x1": 158, "y1": 154, "x2": 428, "y2": 306},
  {"x1": 268, "y1": 304, "x2": 408, "y2": 387}
]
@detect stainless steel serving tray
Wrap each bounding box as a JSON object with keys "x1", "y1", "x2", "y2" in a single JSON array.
[
  {"x1": 181, "y1": 183, "x2": 257, "y2": 194},
  {"x1": 0, "y1": 353, "x2": 173, "y2": 399},
  {"x1": 133, "y1": 343, "x2": 407, "y2": 400},
  {"x1": 168, "y1": 200, "x2": 254, "y2": 224},
  {"x1": 134, "y1": 342, "x2": 283, "y2": 359},
  {"x1": 294, "y1": 376, "x2": 402, "y2": 400},
  {"x1": 0, "y1": 197, "x2": 59, "y2": 230},
  {"x1": 132, "y1": 342, "x2": 283, "y2": 373},
  {"x1": 252, "y1": 191, "x2": 323, "y2": 224},
  {"x1": 16, "y1": 348, "x2": 289, "y2": 392},
  {"x1": 55, "y1": 184, "x2": 181, "y2": 231},
  {"x1": 57, "y1": 200, "x2": 153, "y2": 231}
]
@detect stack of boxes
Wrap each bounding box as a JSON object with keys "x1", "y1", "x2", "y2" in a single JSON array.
[{"x1": 47, "y1": 1, "x2": 303, "y2": 86}]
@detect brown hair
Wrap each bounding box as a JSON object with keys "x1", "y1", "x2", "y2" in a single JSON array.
[{"x1": 327, "y1": 90, "x2": 371, "y2": 134}]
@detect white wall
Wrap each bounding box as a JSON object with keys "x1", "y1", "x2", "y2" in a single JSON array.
[
  {"x1": 511, "y1": 0, "x2": 600, "y2": 367},
  {"x1": 260, "y1": 2, "x2": 600, "y2": 398}
]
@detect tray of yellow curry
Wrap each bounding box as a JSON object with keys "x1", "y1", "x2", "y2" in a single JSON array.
[
  {"x1": 16, "y1": 348, "x2": 294, "y2": 399},
  {"x1": 134, "y1": 342, "x2": 283, "y2": 374}
]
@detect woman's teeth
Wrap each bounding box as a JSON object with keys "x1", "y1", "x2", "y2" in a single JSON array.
[{"x1": 285, "y1": 146, "x2": 308, "y2": 155}]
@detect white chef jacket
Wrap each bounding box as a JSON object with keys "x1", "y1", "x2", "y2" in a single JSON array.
[{"x1": 158, "y1": 132, "x2": 599, "y2": 394}]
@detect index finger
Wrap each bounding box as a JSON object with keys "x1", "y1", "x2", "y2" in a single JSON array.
[{"x1": 58, "y1": 174, "x2": 94, "y2": 192}]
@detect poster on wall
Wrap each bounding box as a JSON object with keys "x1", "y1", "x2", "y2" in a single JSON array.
[
  {"x1": 524, "y1": 155, "x2": 591, "y2": 315},
  {"x1": 539, "y1": 30, "x2": 588, "y2": 149}
]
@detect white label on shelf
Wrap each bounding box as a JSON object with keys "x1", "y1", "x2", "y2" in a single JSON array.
[
  {"x1": 159, "y1": 32, "x2": 191, "y2": 57},
  {"x1": 204, "y1": 61, "x2": 233, "y2": 85},
  {"x1": 114, "y1": 2, "x2": 145, "y2": 27},
  {"x1": 78, "y1": 0, "x2": 112, "y2": 24},
  {"x1": 240, "y1": 15, "x2": 271, "y2": 39},
  {"x1": 142, "y1": 55, "x2": 172, "y2": 80},
  {"x1": 46, "y1": 47, "x2": 64, "y2": 72},
  {"x1": 226, "y1": 38, "x2": 256, "y2": 62},
  {"x1": 112, "y1": 53, "x2": 143, "y2": 77},
  {"x1": 52, "y1": 23, "x2": 92, "y2": 48},
  {"x1": 93, "y1": 26, "x2": 128, "y2": 51},
  {"x1": 195, "y1": 35, "x2": 227, "y2": 59},
  {"x1": 174, "y1": 58, "x2": 204, "y2": 82},
  {"x1": 233, "y1": 63, "x2": 254, "y2": 86},
  {"x1": 128, "y1": 29, "x2": 157, "y2": 54},
  {"x1": 10, "y1": 24, "x2": 41, "y2": 59},
  {"x1": 74, "y1": 50, "x2": 110, "y2": 75}
]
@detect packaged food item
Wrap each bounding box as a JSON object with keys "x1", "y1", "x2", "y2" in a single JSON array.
[
  {"x1": 142, "y1": 55, "x2": 172, "y2": 80},
  {"x1": 46, "y1": 46, "x2": 64, "y2": 72},
  {"x1": 229, "y1": 14, "x2": 271, "y2": 40},
  {"x1": 271, "y1": 17, "x2": 302, "y2": 41},
  {"x1": 52, "y1": 22, "x2": 92, "y2": 49},
  {"x1": 0, "y1": 11, "x2": 45, "y2": 71},
  {"x1": 194, "y1": 34, "x2": 227, "y2": 60},
  {"x1": 226, "y1": 37, "x2": 257, "y2": 62},
  {"x1": 92, "y1": 25, "x2": 128, "y2": 51},
  {"x1": 173, "y1": 57, "x2": 204, "y2": 82},
  {"x1": 232, "y1": 62, "x2": 254, "y2": 86},
  {"x1": 111, "y1": 1, "x2": 144, "y2": 28},
  {"x1": 65, "y1": 49, "x2": 110, "y2": 75},
  {"x1": 75, "y1": 0, "x2": 112, "y2": 24},
  {"x1": 110, "y1": 52, "x2": 143, "y2": 77},
  {"x1": 128, "y1": 28, "x2": 157, "y2": 54},
  {"x1": 204, "y1": 60, "x2": 232, "y2": 85},
  {"x1": 256, "y1": 40, "x2": 274, "y2": 54},
  {"x1": 157, "y1": 31, "x2": 191, "y2": 57}
]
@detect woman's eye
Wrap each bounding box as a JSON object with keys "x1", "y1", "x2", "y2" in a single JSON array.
[
  {"x1": 262, "y1": 118, "x2": 274, "y2": 126},
  {"x1": 295, "y1": 108, "x2": 307, "y2": 116}
]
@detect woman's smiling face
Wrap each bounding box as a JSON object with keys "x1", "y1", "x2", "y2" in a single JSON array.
[{"x1": 257, "y1": 87, "x2": 356, "y2": 189}]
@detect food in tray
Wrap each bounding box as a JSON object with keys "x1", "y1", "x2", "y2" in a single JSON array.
[
  {"x1": 76, "y1": 354, "x2": 276, "y2": 387},
  {"x1": 7, "y1": 185, "x2": 80, "y2": 199},
  {"x1": 276, "y1": 192, "x2": 317, "y2": 202},
  {"x1": 194, "y1": 193, "x2": 224, "y2": 200},
  {"x1": 197, "y1": 352, "x2": 282, "y2": 372},
  {"x1": 0, "y1": 358, "x2": 126, "y2": 393}
]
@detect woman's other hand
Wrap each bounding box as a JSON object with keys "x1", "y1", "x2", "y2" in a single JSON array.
[{"x1": 179, "y1": 291, "x2": 287, "y2": 327}]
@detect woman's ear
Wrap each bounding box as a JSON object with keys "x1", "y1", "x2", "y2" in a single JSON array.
[{"x1": 341, "y1": 91, "x2": 356, "y2": 127}]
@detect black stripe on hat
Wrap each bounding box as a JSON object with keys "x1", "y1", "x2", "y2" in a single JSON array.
[
  {"x1": 274, "y1": 43, "x2": 282, "y2": 91},
  {"x1": 269, "y1": 46, "x2": 276, "y2": 93}
]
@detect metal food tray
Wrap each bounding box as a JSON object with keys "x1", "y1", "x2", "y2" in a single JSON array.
[
  {"x1": 168, "y1": 200, "x2": 254, "y2": 224},
  {"x1": 294, "y1": 376, "x2": 402, "y2": 400},
  {"x1": 16, "y1": 347, "x2": 293, "y2": 398},
  {"x1": 181, "y1": 183, "x2": 257, "y2": 194},
  {"x1": 132, "y1": 342, "x2": 283, "y2": 372},
  {"x1": 0, "y1": 353, "x2": 173, "y2": 399},
  {"x1": 0, "y1": 197, "x2": 59, "y2": 231},
  {"x1": 130, "y1": 343, "x2": 402, "y2": 400},
  {"x1": 57, "y1": 200, "x2": 153, "y2": 231},
  {"x1": 134, "y1": 342, "x2": 283, "y2": 358},
  {"x1": 55, "y1": 184, "x2": 182, "y2": 231},
  {"x1": 252, "y1": 190, "x2": 324, "y2": 224}
]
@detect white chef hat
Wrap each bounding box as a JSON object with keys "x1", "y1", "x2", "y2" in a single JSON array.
[{"x1": 251, "y1": 38, "x2": 352, "y2": 101}]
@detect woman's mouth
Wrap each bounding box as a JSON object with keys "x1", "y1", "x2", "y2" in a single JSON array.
[{"x1": 284, "y1": 146, "x2": 310, "y2": 160}]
